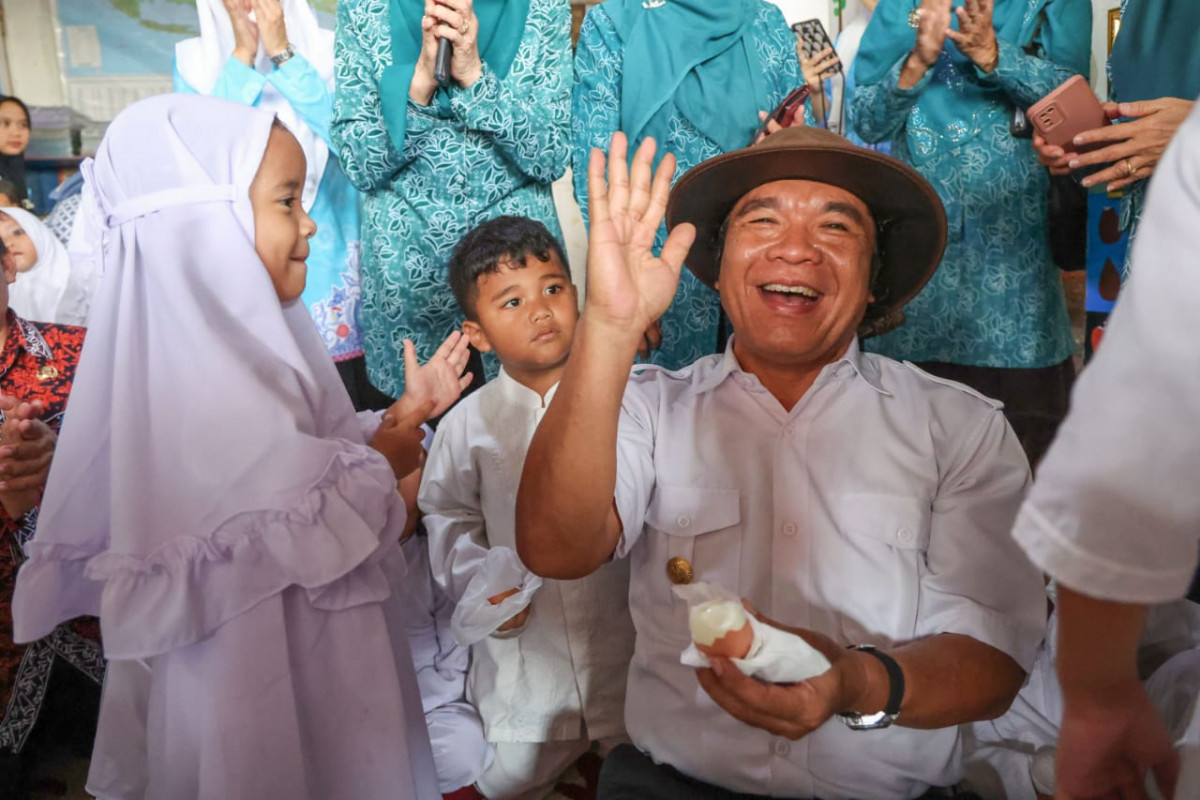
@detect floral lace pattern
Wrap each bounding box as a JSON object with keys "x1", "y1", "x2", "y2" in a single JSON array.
[
  {"x1": 851, "y1": 40, "x2": 1077, "y2": 368},
  {"x1": 570, "y1": 2, "x2": 803, "y2": 370},
  {"x1": 333, "y1": 0, "x2": 573, "y2": 395}
]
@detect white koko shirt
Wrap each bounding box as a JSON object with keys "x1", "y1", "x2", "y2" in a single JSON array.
[
  {"x1": 420, "y1": 369, "x2": 635, "y2": 744},
  {"x1": 1012, "y1": 102, "x2": 1200, "y2": 783},
  {"x1": 612, "y1": 338, "x2": 1046, "y2": 800}
]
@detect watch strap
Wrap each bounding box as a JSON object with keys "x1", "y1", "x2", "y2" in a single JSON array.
[
  {"x1": 270, "y1": 44, "x2": 296, "y2": 67},
  {"x1": 850, "y1": 644, "x2": 905, "y2": 717}
]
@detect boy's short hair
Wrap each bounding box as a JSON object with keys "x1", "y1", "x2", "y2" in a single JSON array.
[{"x1": 448, "y1": 216, "x2": 569, "y2": 319}]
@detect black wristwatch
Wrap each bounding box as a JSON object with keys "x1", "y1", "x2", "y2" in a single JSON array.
[{"x1": 838, "y1": 645, "x2": 905, "y2": 730}]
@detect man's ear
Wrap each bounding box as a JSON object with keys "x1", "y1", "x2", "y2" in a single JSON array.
[{"x1": 461, "y1": 319, "x2": 493, "y2": 353}]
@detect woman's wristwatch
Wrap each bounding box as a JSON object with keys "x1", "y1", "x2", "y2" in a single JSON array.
[
  {"x1": 270, "y1": 44, "x2": 296, "y2": 67},
  {"x1": 838, "y1": 645, "x2": 906, "y2": 730}
]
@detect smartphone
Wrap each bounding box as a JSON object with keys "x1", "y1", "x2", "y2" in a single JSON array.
[
  {"x1": 792, "y1": 19, "x2": 841, "y2": 79},
  {"x1": 1027, "y1": 75, "x2": 1109, "y2": 154},
  {"x1": 752, "y1": 85, "x2": 811, "y2": 144}
]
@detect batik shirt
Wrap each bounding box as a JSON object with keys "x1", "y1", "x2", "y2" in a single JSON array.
[
  {"x1": 333, "y1": 0, "x2": 572, "y2": 396},
  {"x1": 0, "y1": 312, "x2": 102, "y2": 756},
  {"x1": 571, "y1": 2, "x2": 803, "y2": 371},
  {"x1": 851, "y1": 40, "x2": 1078, "y2": 369},
  {"x1": 176, "y1": 56, "x2": 366, "y2": 363}
]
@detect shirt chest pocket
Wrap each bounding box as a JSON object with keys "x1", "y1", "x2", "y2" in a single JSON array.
[
  {"x1": 823, "y1": 494, "x2": 931, "y2": 643},
  {"x1": 633, "y1": 485, "x2": 742, "y2": 647}
]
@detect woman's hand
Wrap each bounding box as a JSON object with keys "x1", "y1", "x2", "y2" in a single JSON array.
[
  {"x1": 1068, "y1": 98, "x2": 1195, "y2": 192},
  {"x1": 1032, "y1": 133, "x2": 1074, "y2": 175},
  {"x1": 410, "y1": 3, "x2": 442, "y2": 105},
  {"x1": 900, "y1": 0, "x2": 951, "y2": 89},
  {"x1": 428, "y1": 0, "x2": 484, "y2": 89},
  {"x1": 250, "y1": 0, "x2": 289, "y2": 60},
  {"x1": 223, "y1": 0, "x2": 259, "y2": 67},
  {"x1": 801, "y1": 47, "x2": 840, "y2": 94},
  {"x1": 946, "y1": 0, "x2": 999, "y2": 73}
]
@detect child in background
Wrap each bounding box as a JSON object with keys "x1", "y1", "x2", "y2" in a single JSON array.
[
  {"x1": 420, "y1": 216, "x2": 635, "y2": 800},
  {"x1": 0, "y1": 96, "x2": 31, "y2": 211},
  {"x1": 11, "y1": 94, "x2": 472, "y2": 799}
]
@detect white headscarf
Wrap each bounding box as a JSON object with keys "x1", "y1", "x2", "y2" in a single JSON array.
[
  {"x1": 13, "y1": 94, "x2": 401, "y2": 658},
  {"x1": 175, "y1": 0, "x2": 334, "y2": 210},
  {"x1": 3, "y1": 207, "x2": 74, "y2": 325}
]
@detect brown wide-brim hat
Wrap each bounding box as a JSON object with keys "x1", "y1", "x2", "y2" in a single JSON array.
[{"x1": 665, "y1": 126, "x2": 947, "y2": 336}]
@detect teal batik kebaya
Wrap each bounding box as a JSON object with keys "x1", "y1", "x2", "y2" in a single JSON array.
[{"x1": 333, "y1": 0, "x2": 571, "y2": 396}]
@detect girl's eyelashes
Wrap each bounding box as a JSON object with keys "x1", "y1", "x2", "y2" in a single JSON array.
[{"x1": 502, "y1": 297, "x2": 521, "y2": 309}]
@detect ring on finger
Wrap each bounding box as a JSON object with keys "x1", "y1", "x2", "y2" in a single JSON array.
[
  {"x1": 1122, "y1": 158, "x2": 1137, "y2": 177},
  {"x1": 908, "y1": 8, "x2": 922, "y2": 27},
  {"x1": 459, "y1": 19, "x2": 470, "y2": 35}
]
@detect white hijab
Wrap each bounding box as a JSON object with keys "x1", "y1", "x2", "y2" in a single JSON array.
[
  {"x1": 175, "y1": 0, "x2": 334, "y2": 210},
  {"x1": 13, "y1": 94, "x2": 395, "y2": 658},
  {"x1": 4, "y1": 207, "x2": 73, "y2": 325}
]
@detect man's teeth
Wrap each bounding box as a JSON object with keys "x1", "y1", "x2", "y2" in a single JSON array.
[{"x1": 762, "y1": 283, "x2": 818, "y2": 298}]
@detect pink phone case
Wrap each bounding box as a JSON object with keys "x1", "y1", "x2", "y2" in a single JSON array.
[{"x1": 1027, "y1": 75, "x2": 1108, "y2": 153}]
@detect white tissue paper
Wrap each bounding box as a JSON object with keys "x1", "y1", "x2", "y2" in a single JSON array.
[
  {"x1": 450, "y1": 546, "x2": 543, "y2": 647},
  {"x1": 674, "y1": 582, "x2": 832, "y2": 684}
]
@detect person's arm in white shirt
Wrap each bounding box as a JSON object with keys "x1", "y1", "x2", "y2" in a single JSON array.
[
  {"x1": 420, "y1": 417, "x2": 527, "y2": 632},
  {"x1": 517, "y1": 134, "x2": 695, "y2": 579}
]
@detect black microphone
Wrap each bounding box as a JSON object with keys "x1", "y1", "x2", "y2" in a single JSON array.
[{"x1": 435, "y1": 39, "x2": 453, "y2": 86}]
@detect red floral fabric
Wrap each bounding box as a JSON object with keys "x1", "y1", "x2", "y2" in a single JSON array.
[{"x1": 0, "y1": 311, "x2": 101, "y2": 755}]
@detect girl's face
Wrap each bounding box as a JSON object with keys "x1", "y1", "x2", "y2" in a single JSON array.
[
  {"x1": 248, "y1": 126, "x2": 316, "y2": 304},
  {"x1": 0, "y1": 102, "x2": 30, "y2": 157},
  {"x1": 0, "y1": 214, "x2": 38, "y2": 272}
]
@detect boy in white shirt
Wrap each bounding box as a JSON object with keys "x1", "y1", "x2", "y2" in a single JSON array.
[{"x1": 419, "y1": 216, "x2": 634, "y2": 800}]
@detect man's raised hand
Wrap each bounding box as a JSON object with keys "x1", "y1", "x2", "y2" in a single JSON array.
[{"x1": 584, "y1": 133, "x2": 695, "y2": 341}]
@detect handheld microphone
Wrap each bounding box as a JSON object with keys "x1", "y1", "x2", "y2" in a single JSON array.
[{"x1": 435, "y1": 39, "x2": 453, "y2": 86}]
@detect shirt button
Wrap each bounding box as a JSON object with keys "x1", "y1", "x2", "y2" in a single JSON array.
[
  {"x1": 774, "y1": 739, "x2": 791, "y2": 756},
  {"x1": 677, "y1": 516, "x2": 691, "y2": 529},
  {"x1": 782, "y1": 522, "x2": 797, "y2": 536},
  {"x1": 783, "y1": 425, "x2": 796, "y2": 437},
  {"x1": 897, "y1": 527, "x2": 915, "y2": 544}
]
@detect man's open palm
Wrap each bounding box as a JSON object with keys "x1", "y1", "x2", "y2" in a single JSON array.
[{"x1": 585, "y1": 132, "x2": 695, "y2": 334}]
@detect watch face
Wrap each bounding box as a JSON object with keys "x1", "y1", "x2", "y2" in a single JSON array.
[{"x1": 840, "y1": 710, "x2": 896, "y2": 731}]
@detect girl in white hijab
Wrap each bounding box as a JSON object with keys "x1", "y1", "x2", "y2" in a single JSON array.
[
  {"x1": 11, "y1": 93, "x2": 468, "y2": 799},
  {"x1": 0, "y1": 207, "x2": 77, "y2": 325}
]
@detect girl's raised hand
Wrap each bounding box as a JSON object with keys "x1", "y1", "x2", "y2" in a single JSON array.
[{"x1": 393, "y1": 331, "x2": 473, "y2": 424}]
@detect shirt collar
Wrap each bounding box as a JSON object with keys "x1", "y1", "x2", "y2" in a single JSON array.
[
  {"x1": 684, "y1": 335, "x2": 891, "y2": 398},
  {"x1": 495, "y1": 367, "x2": 559, "y2": 409},
  {"x1": 1, "y1": 310, "x2": 54, "y2": 365}
]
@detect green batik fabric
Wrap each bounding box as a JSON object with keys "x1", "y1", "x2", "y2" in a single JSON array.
[
  {"x1": 571, "y1": 1, "x2": 803, "y2": 371},
  {"x1": 334, "y1": 0, "x2": 571, "y2": 396}
]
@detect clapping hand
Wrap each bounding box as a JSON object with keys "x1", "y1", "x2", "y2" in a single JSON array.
[
  {"x1": 0, "y1": 396, "x2": 56, "y2": 519},
  {"x1": 224, "y1": 0, "x2": 290, "y2": 66},
  {"x1": 391, "y1": 330, "x2": 473, "y2": 424},
  {"x1": 584, "y1": 133, "x2": 695, "y2": 345},
  {"x1": 946, "y1": 0, "x2": 999, "y2": 72},
  {"x1": 901, "y1": 0, "x2": 952, "y2": 88}
]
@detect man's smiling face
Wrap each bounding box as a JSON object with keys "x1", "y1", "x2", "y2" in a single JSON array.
[{"x1": 716, "y1": 179, "x2": 876, "y2": 372}]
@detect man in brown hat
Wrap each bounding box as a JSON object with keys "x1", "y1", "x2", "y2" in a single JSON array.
[{"x1": 516, "y1": 128, "x2": 1045, "y2": 799}]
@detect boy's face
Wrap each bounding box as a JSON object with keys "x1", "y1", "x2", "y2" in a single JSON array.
[
  {"x1": 249, "y1": 126, "x2": 316, "y2": 304},
  {"x1": 462, "y1": 252, "x2": 578, "y2": 381}
]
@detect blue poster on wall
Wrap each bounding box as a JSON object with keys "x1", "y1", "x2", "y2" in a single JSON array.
[
  {"x1": 56, "y1": 0, "x2": 338, "y2": 78},
  {"x1": 1083, "y1": 189, "x2": 1129, "y2": 360}
]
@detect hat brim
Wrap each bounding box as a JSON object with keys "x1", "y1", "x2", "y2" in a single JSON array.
[{"x1": 665, "y1": 134, "x2": 947, "y2": 325}]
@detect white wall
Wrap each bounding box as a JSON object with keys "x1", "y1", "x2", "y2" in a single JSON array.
[{"x1": 1, "y1": 0, "x2": 64, "y2": 105}]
